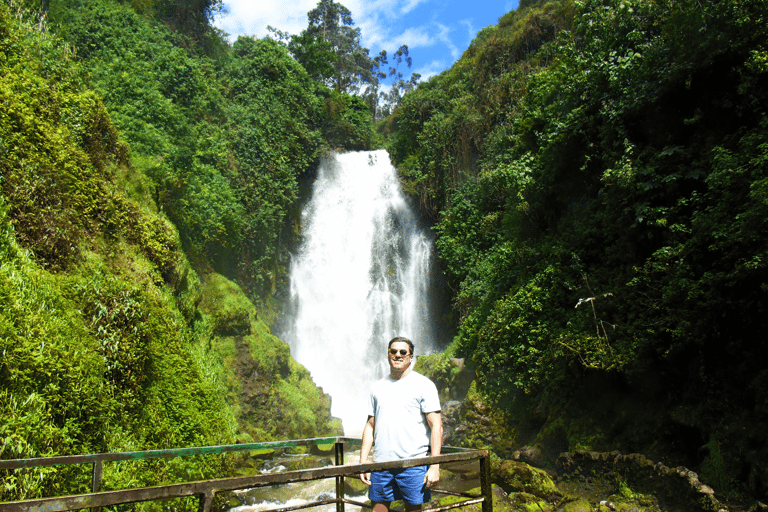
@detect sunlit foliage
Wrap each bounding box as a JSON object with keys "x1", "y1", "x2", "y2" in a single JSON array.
[
  {"x1": 390, "y1": 0, "x2": 768, "y2": 496},
  {"x1": 1, "y1": 0, "x2": 344, "y2": 504}
]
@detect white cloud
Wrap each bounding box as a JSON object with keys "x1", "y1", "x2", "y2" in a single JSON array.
[
  {"x1": 371, "y1": 26, "x2": 434, "y2": 53},
  {"x1": 459, "y1": 18, "x2": 474, "y2": 41},
  {"x1": 400, "y1": 0, "x2": 430, "y2": 15},
  {"x1": 435, "y1": 22, "x2": 460, "y2": 60},
  {"x1": 215, "y1": 0, "x2": 317, "y2": 40}
]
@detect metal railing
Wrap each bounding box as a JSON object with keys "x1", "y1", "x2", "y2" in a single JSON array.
[{"x1": 0, "y1": 437, "x2": 492, "y2": 512}]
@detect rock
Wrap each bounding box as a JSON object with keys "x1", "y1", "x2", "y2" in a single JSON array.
[
  {"x1": 444, "y1": 400, "x2": 463, "y2": 415},
  {"x1": 492, "y1": 458, "x2": 563, "y2": 500},
  {"x1": 449, "y1": 358, "x2": 465, "y2": 369},
  {"x1": 344, "y1": 476, "x2": 369, "y2": 496},
  {"x1": 285, "y1": 455, "x2": 327, "y2": 471},
  {"x1": 562, "y1": 498, "x2": 595, "y2": 512},
  {"x1": 308, "y1": 442, "x2": 335, "y2": 456},
  {"x1": 249, "y1": 448, "x2": 276, "y2": 460},
  {"x1": 435, "y1": 484, "x2": 517, "y2": 512},
  {"x1": 514, "y1": 445, "x2": 545, "y2": 467},
  {"x1": 556, "y1": 451, "x2": 729, "y2": 512},
  {"x1": 506, "y1": 491, "x2": 553, "y2": 512}
]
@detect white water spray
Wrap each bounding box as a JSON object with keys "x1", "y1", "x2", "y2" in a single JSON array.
[{"x1": 281, "y1": 150, "x2": 439, "y2": 434}]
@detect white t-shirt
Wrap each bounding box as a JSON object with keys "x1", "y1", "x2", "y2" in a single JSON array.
[{"x1": 367, "y1": 371, "x2": 441, "y2": 462}]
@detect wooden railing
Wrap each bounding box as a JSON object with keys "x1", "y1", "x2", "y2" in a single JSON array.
[{"x1": 0, "y1": 437, "x2": 492, "y2": 512}]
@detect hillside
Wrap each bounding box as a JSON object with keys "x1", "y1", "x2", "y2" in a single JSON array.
[
  {"x1": 0, "y1": 0, "x2": 358, "y2": 504},
  {"x1": 391, "y1": 0, "x2": 768, "y2": 501}
]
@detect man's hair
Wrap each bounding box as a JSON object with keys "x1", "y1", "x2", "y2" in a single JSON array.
[{"x1": 388, "y1": 336, "x2": 414, "y2": 355}]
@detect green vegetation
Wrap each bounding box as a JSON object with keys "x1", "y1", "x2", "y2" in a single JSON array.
[
  {"x1": 1, "y1": 0, "x2": 347, "y2": 504},
  {"x1": 4, "y1": 0, "x2": 768, "y2": 504},
  {"x1": 388, "y1": 0, "x2": 768, "y2": 499}
]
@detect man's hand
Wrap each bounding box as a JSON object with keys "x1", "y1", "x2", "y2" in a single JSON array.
[
  {"x1": 360, "y1": 471, "x2": 371, "y2": 486},
  {"x1": 424, "y1": 464, "x2": 440, "y2": 488}
]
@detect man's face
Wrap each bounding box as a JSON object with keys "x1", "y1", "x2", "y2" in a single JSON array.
[{"x1": 388, "y1": 341, "x2": 412, "y2": 372}]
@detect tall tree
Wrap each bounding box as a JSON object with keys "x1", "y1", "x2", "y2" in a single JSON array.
[
  {"x1": 377, "y1": 45, "x2": 420, "y2": 120},
  {"x1": 304, "y1": 0, "x2": 373, "y2": 94},
  {"x1": 160, "y1": 0, "x2": 224, "y2": 46}
]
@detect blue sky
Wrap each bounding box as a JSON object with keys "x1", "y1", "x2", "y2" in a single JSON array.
[{"x1": 214, "y1": 0, "x2": 520, "y2": 82}]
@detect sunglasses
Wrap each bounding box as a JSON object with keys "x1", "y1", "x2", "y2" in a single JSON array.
[{"x1": 389, "y1": 349, "x2": 411, "y2": 356}]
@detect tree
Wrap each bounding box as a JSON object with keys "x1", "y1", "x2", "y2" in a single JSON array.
[
  {"x1": 365, "y1": 45, "x2": 421, "y2": 121},
  {"x1": 304, "y1": 0, "x2": 374, "y2": 94},
  {"x1": 159, "y1": 0, "x2": 225, "y2": 45},
  {"x1": 288, "y1": 31, "x2": 337, "y2": 83},
  {"x1": 378, "y1": 45, "x2": 419, "y2": 119}
]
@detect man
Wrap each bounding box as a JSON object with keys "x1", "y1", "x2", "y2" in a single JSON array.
[{"x1": 359, "y1": 336, "x2": 443, "y2": 511}]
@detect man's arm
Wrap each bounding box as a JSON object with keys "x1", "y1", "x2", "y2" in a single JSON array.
[
  {"x1": 424, "y1": 411, "x2": 442, "y2": 487},
  {"x1": 359, "y1": 415, "x2": 375, "y2": 485}
]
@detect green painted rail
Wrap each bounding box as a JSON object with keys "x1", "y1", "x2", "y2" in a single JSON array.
[{"x1": 0, "y1": 437, "x2": 492, "y2": 512}]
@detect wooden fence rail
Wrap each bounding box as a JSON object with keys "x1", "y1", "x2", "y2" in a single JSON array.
[{"x1": 0, "y1": 437, "x2": 492, "y2": 512}]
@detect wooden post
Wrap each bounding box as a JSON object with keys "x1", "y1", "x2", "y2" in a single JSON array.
[
  {"x1": 480, "y1": 454, "x2": 492, "y2": 512},
  {"x1": 90, "y1": 460, "x2": 103, "y2": 512},
  {"x1": 91, "y1": 460, "x2": 103, "y2": 493},
  {"x1": 335, "y1": 441, "x2": 345, "y2": 512},
  {"x1": 198, "y1": 490, "x2": 215, "y2": 512}
]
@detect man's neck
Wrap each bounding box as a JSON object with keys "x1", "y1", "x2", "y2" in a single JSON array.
[{"x1": 389, "y1": 366, "x2": 412, "y2": 380}]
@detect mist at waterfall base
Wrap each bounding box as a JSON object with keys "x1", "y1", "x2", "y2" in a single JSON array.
[{"x1": 279, "y1": 150, "x2": 449, "y2": 435}]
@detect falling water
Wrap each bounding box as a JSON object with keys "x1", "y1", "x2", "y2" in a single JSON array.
[{"x1": 280, "y1": 150, "x2": 441, "y2": 434}]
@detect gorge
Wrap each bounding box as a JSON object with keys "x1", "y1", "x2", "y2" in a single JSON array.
[{"x1": 2, "y1": 0, "x2": 767, "y2": 508}]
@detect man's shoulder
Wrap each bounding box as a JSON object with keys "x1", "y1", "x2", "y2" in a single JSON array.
[{"x1": 409, "y1": 371, "x2": 436, "y2": 386}]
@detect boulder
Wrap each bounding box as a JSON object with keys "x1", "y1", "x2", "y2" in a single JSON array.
[
  {"x1": 513, "y1": 444, "x2": 546, "y2": 467},
  {"x1": 344, "y1": 476, "x2": 369, "y2": 496},
  {"x1": 492, "y1": 458, "x2": 563, "y2": 500}
]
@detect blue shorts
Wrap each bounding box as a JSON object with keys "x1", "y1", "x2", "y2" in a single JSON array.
[{"x1": 369, "y1": 466, "x2": 431, "y2": 505}]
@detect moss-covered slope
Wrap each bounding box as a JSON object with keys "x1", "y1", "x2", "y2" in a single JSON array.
[{"x1": 0, "y1": 2, "x2": 340, "y2": 504}]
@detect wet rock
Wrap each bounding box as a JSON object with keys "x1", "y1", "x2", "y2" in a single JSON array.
[{"x1": 285, "y1": 455, "x2": 327, "y2": 471}]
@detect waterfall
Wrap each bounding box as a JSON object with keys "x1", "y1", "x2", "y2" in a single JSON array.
[{"x1": 280, "y1": 150, "x2": 441, "y2": 434}]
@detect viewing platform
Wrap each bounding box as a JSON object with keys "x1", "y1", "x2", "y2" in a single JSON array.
[{"x1": 0, "y1": 437, "x2": 492, "y2": 512}]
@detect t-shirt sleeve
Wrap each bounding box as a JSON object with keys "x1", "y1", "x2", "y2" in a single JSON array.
[
  {"x1": 367, "y1": 387, "x2": 376, "y2": 418},
  {"x1": 420, "y1": 378, "x2": 441, "y2": 414}
]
